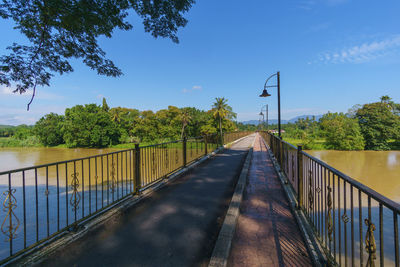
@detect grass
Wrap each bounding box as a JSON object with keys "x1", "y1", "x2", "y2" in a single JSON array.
[
  {"x1": 281, "y1": 137, "x2": 327, "y2": 150},
  {"x1": 0, "y1": 136, "x2": 42, "y2": 147},
  {"x1": 388, "y1": 139, "x2": 400, "y2": 150}
]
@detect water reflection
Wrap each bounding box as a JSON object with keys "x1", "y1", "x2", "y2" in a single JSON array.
[
  {"x1": 0, "y1": 147, "x2": 118, "y2": 173},
  {"x1": 308, "y1": 150, "x2": 400, "y2": 203}
]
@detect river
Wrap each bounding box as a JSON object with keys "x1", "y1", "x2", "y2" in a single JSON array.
[
  {"x1": 0, "y1": 147, "x2": 399, "y2": 264},
  {"x1": 0, "y1": 147, "x2": 119, "y2": 173},
  {"x1": 307, "y1": 150, "x2": 400, "y2": 203}
]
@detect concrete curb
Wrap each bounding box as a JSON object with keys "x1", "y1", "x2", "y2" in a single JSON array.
[
  {"x1": 10, "y1": 146, "x2": 227, "y2": 267},
  {"x1": 260, "y1": 137, "x2": 328, "y2": 267},
  {"x1": 208, "y1": 136, "x2": 255, "y2": 267}
]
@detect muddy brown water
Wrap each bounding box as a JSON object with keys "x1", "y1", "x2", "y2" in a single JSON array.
[
  {"x1": 0, "y1": 147, "x2": 399, "y2": 264},
  {"x1": 307, "y1": 150, "x2": 400, "y2": 203}
]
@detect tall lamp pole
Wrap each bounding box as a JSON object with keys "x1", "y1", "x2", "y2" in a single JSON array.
[
  {"x1": 259, "y1": 111, "x2": 264, "y2": 130},
  {"x1": 259, "y1": 71, "x2": 281, "y2": 139},
  {"x1": 261, "y1": 104, "x2": 268, "y2": 130}
]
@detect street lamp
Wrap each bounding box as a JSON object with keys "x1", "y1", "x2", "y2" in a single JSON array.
[
  {"x1": 261, "y1": 104, "x2": 268, "y2": 131},
  {"x1": 259, "y1": 71, "x2": 281, "y2": 139},
  {"x1": 259, "y1": 111, "x2": 264, "y2": 130}
]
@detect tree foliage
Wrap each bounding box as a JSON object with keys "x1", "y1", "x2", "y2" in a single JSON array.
[
  {"x1": 211, "y1": 97, "x2": 236, "y2": 141},
  {"x1": 0, "y1": 0, "x2": 195, "y2": 109},
  {"x1": 34, "y1": 113, "x2": 64, "y2": 146},
  {"x1": 63, "y1": 104, "x2": 120, "y2": 147},
  {"x1": 356, "y1": 101, "x2": 400, "y2": 150},
  {"x1": 319, "y1": 112, "x2": 365, "y2": 150}
]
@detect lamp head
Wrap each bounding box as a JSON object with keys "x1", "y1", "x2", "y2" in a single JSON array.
[
  {"x1": 259, "y1": 112, "x2": 264, "y2": 116},
  {"x1": 259, "y1": 89, "x2": 271, "y2": 97}
]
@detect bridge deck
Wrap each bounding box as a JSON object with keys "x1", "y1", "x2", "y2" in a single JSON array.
[
  {"x1": 39, "y1": 135, "x2": 255, "y2": 267},
  {"x1": 228, "y1": 134, "x2": 312, "y2": 266}
]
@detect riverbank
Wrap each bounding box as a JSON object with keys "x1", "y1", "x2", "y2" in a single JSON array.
[
  {"x1": 0, "y1": 137, "x2": 180, "y2": 149},
  {"x1": 2, "y1": 136, "x2": 400, "y2": 151},
  {"x1": 0, "y1": 136, "x2": 42, "y2": 147},
  {"x1": 282, "y1": 137, "x2": 400, "y2": 150}
]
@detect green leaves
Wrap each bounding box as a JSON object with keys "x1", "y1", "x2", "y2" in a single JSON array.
[
  {"x1": 356, "y1": 102, "x2": 400, "y2": 150},
  {"x1": 63, "y1": 104, "x2": 120, "y2": 148},
  {"x1": 0, "y1": 0, "x2": 195, "y2": 108},
  {"x1": 320, "y1": 112, "x2": 365, "y2": 150},
  {"x1": 34, "y1": 113, "x2": 65, "y2": 146}
]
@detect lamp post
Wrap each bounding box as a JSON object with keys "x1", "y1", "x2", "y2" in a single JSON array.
[
  {"x1": 259, "y1": 111, "x2": 264, "y2": 130},
  {"x1": 259, "y1": 71, "x2": 281, "y2": 139},
  {"x1": 261, "y1": 104, "x2": 268, "y2": 130}
]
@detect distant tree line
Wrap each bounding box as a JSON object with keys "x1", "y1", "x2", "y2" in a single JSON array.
[
  {"x1": 274, "y1": 96, "x2": 400, "y2": 150},
  {"x1": 2, "y1": 97, "x2": 237, "y2": 148}
]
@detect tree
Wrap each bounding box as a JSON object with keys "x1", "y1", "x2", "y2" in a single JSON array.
[
  {"x1": 35, "y1": 113, "x2": 65, "y2": 146},
  {"x1": 63, "y1": 104, "x2": 120, "y2": 147},
  {"x1": 13, "y1": 125, "x2": 33, "y2": 140},
  {"x1": 0, "y1": 0, "x2": 195, "y2": 109},
  {"x1": 102, "y1": 98, "x2": 110, "y2": 112},
  {"x1": 132, "y1": 110, "x2": 159, "y2": 142},
  {"x1": 380, "y1": 95, "x2": 400, "y2": 115},
  {"x1": 319, "y1": 112, "x2": 365, "y2": 150},
  {"x1": 356, "y1": 102, "x2": 400, "y2": 150},
  {"x1": 178, "y1": 109, "x2": 192, "y2": 138},
  {"x1": 212, "y1": 97, "x2": 230, "y2": 143},
  {"x1": 110, "y1": 107, "x2": 140, "y2": 142}
]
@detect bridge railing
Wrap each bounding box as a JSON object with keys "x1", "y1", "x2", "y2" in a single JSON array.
[
  {"x1": 261, "y1": 131, "x2": 400, "y2": 267},
  {"x1": 0, "y1": 131, "x2": 251, "y2": 264},
  {"x1": 224, "y1": 131, "x2": 253, "y2": 145}
]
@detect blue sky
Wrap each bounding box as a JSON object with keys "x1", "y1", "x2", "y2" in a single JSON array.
[{"x1": 1, "y1": 0, "x2": 400, "y2": 125}]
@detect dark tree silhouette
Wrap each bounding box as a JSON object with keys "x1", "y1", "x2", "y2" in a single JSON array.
[{"x1": 0, "y1": 0, "x2": 195, "y2": 109}]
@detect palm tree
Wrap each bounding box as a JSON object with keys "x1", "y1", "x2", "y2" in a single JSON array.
[
  {"x1": 212, "y1": 97, "x2": 229, "y2": 144},
  {"x1": 179, "y1": 109, "x2": 192, "y2": 139},
  {"x1": 110, "y1": 108, "x2": 122, "y2": 123}
]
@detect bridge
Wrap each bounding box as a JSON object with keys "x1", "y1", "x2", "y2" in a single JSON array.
[{"x1": 0, "y1": 132, "x2": 399, "y2": 266}]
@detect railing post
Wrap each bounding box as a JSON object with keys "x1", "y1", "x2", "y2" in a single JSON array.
[
  {"x1": 134, "y1": 144, "x2": 141, "y2": 194},
  {"x1": 297, "y1": 145, "x2": 303, "y2": 209},
  {"x1": 279, "y1": 138, "x2": 283, "y2": 167},
  {"x1": 204, "y1": 136, "x2": 208, "y2": 155},
  {"x1": 183, "y1": 137, "x2": 187, "y2": 167}
]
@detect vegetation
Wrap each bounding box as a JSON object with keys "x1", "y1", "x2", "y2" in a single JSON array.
[
  {"x1": 319, "y1": 113, "x2": 365, "y2": 150},
  {"x1": 355, "y1": 99, "x2": 400, "y2": 150},
  {"x1": 63, "y1": 104, "x2": 120, "y2": 148},
  {"x1": 34, "y1": 113, "x2": 64, "y2": 146},
  {"x1": 1, "y1": 98, "x2": 237, "y2": 148},
  {"x1": 265, "y1": 96, "x2": 400, "y2": 151},
  {"x1": 211, "y1": 97, "x2": 236, "y2": 144},
  {"x1": 0, "y1": 0, "x2": 195, "y2": 108},
  {"x1": 1, "y1": 96, "x2": 399, "y2": 151}
]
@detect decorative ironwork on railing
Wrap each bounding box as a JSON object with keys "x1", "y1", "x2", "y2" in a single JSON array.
[
  {"x1": 260, "y1": 131, "x2": 400, "y2": 267},
  {"x1": 0, "y1": 131, "x2": 251, "y2": 264}
]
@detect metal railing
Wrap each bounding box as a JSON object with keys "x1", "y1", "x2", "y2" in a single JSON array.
[
  {"x1": 260, "y1": 131, "x2": 400, "y2": 267},
  {"x1": 0, "y1": 131, "x2": 251, "y2": 264},
  {"x1": 224, "y1": 131, "x2": 253, "y2": 145}
]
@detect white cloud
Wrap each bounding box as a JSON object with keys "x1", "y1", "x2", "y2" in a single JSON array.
[
  {"x1": 1, "y1": 87, "x2": 14, "y2": 95},
  {"x1": 317, "y1": 35, "x2": 400, "y2": 64},
  {"x1": 297, "y1": 0, "x2": 348, "y2": 10},
  {"x1": 0, "y1": 86, "x2": 63, "y2": 100},
  {"x1": 0, "y1": 105, "x2": 66, "y2": 125},
  {"x1": 182, "y1": 85, "x2": 203, "y2": 94}
]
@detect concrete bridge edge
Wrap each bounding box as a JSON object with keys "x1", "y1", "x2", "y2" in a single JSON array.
[
  {"x1": 260, "y1": 137, "x2": 329, "y2": 267},
  {"x1": 208, "y1": 134, "x2": 330, "y2": 267},
  {"x1": 208, "y1": 135, "x2": 255, "y2": 267}
]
